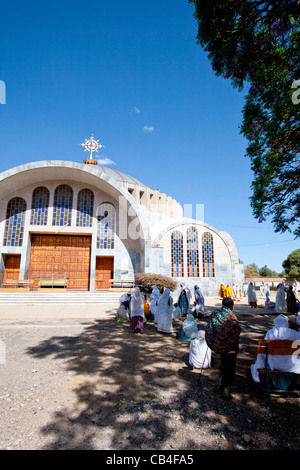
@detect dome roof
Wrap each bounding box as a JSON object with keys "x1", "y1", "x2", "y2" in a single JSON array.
[
  {"x1": 95, "y1": 165, "x2": 146, "y2": 187},
  {"x1": 0, "y1": 160, "x2": 147, "y2": 194}
]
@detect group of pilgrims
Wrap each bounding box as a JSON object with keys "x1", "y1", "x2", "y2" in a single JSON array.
[
  {"x1": 118, "y1": 281, "x2": 300, "y2": 336},
  {"x1": 218, "y1": 281, "x2": 300, "y2": 315},
  {"x1": 117, "y1": 281, "x2": 300, "y2": 382},
  {"x1": 117, "y1": 283, "x2": 211, "y2": 370},
  {"x1": 117, "y1": 283, "x2": 205, "y2": 336}
]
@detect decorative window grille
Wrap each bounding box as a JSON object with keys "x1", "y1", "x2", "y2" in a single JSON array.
[
  {"x1": 3, "y1": 197, "x2": 27, "y2": 247},
  {"x1": 76, "y1": 188, "x2": 94, "y2": 227},
  {"x1": 52, "y1": 185, "x2": 73, "y2": 226},
  {"x1": 187, "y1": 227, "x2": 199, "y2": 277},
  {"x1": 202, "y1": 232, "x2": 215, "y2": 277},
  {"x1": 97, "y1": 203, "x2": 116, "y2": 249},
  {"x1": 30, "y1": 187, "x2": 50, "y2": 225},
  {"x1": 171, "y1": 231, "x2": 184, "y2": 277}
]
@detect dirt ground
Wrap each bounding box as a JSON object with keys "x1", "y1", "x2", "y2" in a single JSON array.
[{"x1": 0, "y1": 293, "x2": 299, "y2": 451}]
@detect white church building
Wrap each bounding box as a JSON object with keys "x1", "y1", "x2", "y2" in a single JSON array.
[{"x1": 0, "y1": 137, "x2": 244, "y2": 296}]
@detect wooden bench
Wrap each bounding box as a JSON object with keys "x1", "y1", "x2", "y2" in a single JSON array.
[
  {"x1": 109, "y1": 279, "x2": 135, "y2": 289},
  {"x1": 2, "y1": 280, "x2": 19, "y2": 288},
  {"x1": 256, "y1": 339, "x2": 300, "y2": 403},
  {"x1": 39, "y1": 278, "x2": 67, "y2": 289},
  {"x1": 2, "y1": 279, "x2": 34, "y2": 290}
]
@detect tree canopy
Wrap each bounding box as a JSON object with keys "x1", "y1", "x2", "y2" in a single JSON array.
[
  {"x1": 189, "y1": 0, "x2": 300, "y2": 236},
  {"x1": 282, "y1": 248, "x2": 300, "y2": 278}
]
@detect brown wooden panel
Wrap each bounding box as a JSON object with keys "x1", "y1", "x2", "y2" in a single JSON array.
[
  {"x1": 28, "y1": 234, "x2": 91, "y2": 290},
  {"x1": 3, "y1": 255, "x2": 21, "y2": 282},
  {"x1": 95, "y1": 257, "x2": 114, "y2": 290}
]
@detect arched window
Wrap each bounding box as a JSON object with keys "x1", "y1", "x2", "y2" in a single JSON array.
[
  {"x1": 52, "y1": 184, "x2": 73, "y2": 226},
  {"x1": 171, "y1": 231, "x2": 184, "y2": 277},
  {"x1": 3, "y1": 197, "x2": 27, "y2": 247},
  {"x1": 202, "y1": 232, "x2": 215, "y2": 277},
  {"x1": 187, "y1": 227, "x2": 199, "y2": 277},
  {"x1": 97, "y1": 203, "x2": 116, "y2": 249},
  {"x1": 76, "y1": 189, "x2": 94, "y2": 227},
  {"x1": 30, "y1": 186, "x2": 50, "y2": 225}
]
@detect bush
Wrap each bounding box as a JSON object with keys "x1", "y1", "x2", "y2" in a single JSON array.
[{"x1": 135, "y1": 273, "x2": 178, "y2": 292}]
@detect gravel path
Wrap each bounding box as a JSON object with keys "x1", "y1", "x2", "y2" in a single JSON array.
[{"x1": 0, "y1": 296, "x2": 299, "y2": 451}]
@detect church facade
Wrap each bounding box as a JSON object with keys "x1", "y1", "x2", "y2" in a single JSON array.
[{"x1": 0, "y1": 157, "x2": 244, "y2": 296}]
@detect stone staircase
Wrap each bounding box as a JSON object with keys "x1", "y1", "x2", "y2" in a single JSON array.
[{"x1": 0, "y1": 291, "x2": 122, "y2": 304}]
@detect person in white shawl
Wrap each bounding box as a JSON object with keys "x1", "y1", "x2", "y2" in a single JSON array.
[
  {"x1": 275, "y1": 283, "x2": 287, "y2": 314},
  {"x1": 129, "y1": 287, "x2": 145, "y2": 333},
  {"x1": 247, "y1": 282, "x2": 257, "y2": 308},
  {"x1": 150, "y1": 285, "x2": 161, "y2": 323},
  {"x1": 116, "y1": 292, "x2": 131, "y2": 321},
  {"x1": 177, "y1": 283, "x2": 191, "y2": 315},
  {"x1": 193, "y1": 285, "x2": 205, "y2": 317},
  {"x1": 189, "y1": 330, "x2": 212, "y2": 370},
  {"x1": 250, "y1": 315, "x2": 300, "y2": 387},
  {"x1": 156, "y1": 288, "x2": 173, "y2": 334}
]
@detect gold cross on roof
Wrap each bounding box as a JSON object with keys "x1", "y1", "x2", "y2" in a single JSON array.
[{"x1": 79, "y1": 134, "x2": 104, "y2": 160}]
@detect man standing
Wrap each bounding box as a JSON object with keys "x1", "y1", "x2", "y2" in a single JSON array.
[{"x1": 205, "y1": 297, "x2": 241, "y2": 400}]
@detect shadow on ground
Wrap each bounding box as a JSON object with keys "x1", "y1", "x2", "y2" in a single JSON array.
[{"x1": 26, "y1": 308, "x2": 300, "y2": 450}]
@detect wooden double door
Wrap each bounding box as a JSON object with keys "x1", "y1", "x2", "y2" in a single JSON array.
[{"x1": 28, "y1": 234, "x2": 92, "y2": 290}]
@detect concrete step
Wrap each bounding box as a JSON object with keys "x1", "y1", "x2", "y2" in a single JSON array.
[{"x1": 0, "y1": 291, "x2": 122, "y2": 304}]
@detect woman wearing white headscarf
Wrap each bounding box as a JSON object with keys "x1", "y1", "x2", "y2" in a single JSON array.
[
  {"x1": 247, "y1": 282, "x2": 257, "y2": 308},
  {"x1": 193, "y1": 285, "x2": 205, "y2": 317},
  {"x1": 250, "y1": 315, "x2": 300, "y2": 385},
  {"x1": 150, "y1": 285, "x2": 161, "y2": 323},
  {"x1": 177, "y1": 283, "x2": 191, "y2": 316},
  {"x1": 189, "y1": 330, "x2": 212, "y2": 370},
  {"x1": 156, "y1": 288, "x2": 173, "y2": 334},
  {"x1": 129, "y1": 287, "x2": 145, "y2": 334},
  {"x1": 275, "y1": 283, "x2": 287, "y2": 314}
]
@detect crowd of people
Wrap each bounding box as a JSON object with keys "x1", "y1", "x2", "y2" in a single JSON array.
[
  {"x1": 116, "y1": 280, "x2": 300, "y2": 400},
  {"x1": 219, "y1": 280, "x2": 300, "y2": 315}
]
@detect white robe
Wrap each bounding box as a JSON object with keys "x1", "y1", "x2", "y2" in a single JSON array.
[
  {"x1": 150, "y1": 285, "x2": 161, "y2": 322},
  {"x1": 156, "y1": 288, "x2": 173, "y2": 333},
  {"x1": 250, "y1": 315, "x2": 300, "y2": 383},
  {"x1": 189, "y1": 330, "x2": 212, "y2": 369},
  {"x1": 177, "y1": 284, "x2": 191, "y2": 306},
  {"x1": 248, "y1": 283, "x2": 257, "y2": 304},
  {"x1": 194, "y1": 285, "x2": 205, "y2": 315},
  {"x1": 275, "y1": 285, "x2": 287, "y2": 313},
  {"x1": 130, "y1": 288, "x2": 145, "y2": 318},
  {"x1": 182, "y1": 314, "x2": 198, "y2": 339}
]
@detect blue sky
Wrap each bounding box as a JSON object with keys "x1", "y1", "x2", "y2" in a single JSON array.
[{"x1": 0, "y1": 0, "x2": 298, "y2": 273}]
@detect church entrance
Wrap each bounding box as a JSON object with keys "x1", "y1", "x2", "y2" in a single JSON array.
[
  {"x1": 28, "y1": 234, "x2": 92, "y2": 290},
  {"x1": 95, "y1": 256, "x2": 114, "y2": 290}
]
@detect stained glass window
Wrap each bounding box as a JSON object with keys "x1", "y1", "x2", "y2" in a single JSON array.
[
  {"x1": 52, "y1": 185, "x2": 73, "y2": 226},
  {"x1": 171, "y1": 231, "x2": 184, "y2": 277},
  {"x1": 187, "y1": 227, "x2": 199, "y2": 277},
  {"x1": 76, "y1": 188, "x2": 94, "y2": 227},
  {"x1": 3, "y1": 197, "x2": 27, "y2": 247},
  {"x1": 30, "y1": 187, "x2": 49, "y2": 225},
  {"x1": 202, "y1": 232, "x2": 215, "y2": 277},
  {"x1": 97, "y1": 203, "x2": 116, "y2": 249}
]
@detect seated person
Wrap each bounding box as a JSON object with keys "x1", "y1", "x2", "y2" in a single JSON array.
[
  {"x1": 265, "y1": 296, "x2": 275, "y2": 309},
  {"x1": 116, "y1": 292, "x2": 131, "y2": 321},
  {"x1": 250, "y1": 314, "x2": 300, "y2": 389},
  {"x1": 189, "y1": 330, "x2": 212, "y2": 370},
  {"x1": 182, "y1": 314, "x2": 198, "y2": 339},
  {"x1": 172, "y1": 302, "x2": 182, "y2": 321}
]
